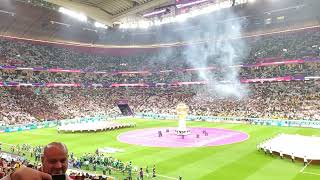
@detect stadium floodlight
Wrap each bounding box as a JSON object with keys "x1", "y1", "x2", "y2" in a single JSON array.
[
  {"x1": 50, "y1": 21, "x2": 71, "y2": 27},
  {"x1": 94, "y1": 22, "x2": 108, "y2": 29},
  {"x1": 143, "y1": 9, "x2": 167, "y2": 17},
  {"x1": 170, "y1": 1, "x2": 231, "y2": 24},
  {"x1": 121, "y1": 0, "x2": 234, "y2": 28},
  {"x1": 58, "y1": 7, "x2": 87, "y2": 22},
  {"x1": 176, "y1": 0, "x2": 209, "y2": 9}
]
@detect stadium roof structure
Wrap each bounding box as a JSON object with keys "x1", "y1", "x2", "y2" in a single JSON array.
[{"x1": 46, "y1": 0, "x2": 172, "y2": 26}]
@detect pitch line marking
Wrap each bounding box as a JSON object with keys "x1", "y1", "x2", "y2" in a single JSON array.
[
  {"x1": 302, "y1": 172, "x2": 320, "y2": 176},
  {"x1": 300, "y1": 160, "x2": 312, "y2": 173},
  {"x1": 156, "y1": 174, "x2": 179, "y2": 180}
]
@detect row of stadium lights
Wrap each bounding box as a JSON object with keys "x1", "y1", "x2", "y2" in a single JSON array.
[
  {"x1": 120, "y1": 0, "x2": 257, "y2": 29},
  {"x1": 119, "y1": 1, "x2": 235, "y2": 29},
  {"x1": 57, "y1": 0, "x2": 257, "y2": 30}
]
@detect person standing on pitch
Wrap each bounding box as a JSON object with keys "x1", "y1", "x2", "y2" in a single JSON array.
[
  {"x1": 139, "y1": 168, "x2": 144, "y2": 180},
  {"x1": 291, "y1": 153, "x2": 295, "y2": 163},
  {"x1": 145, "y1": 166, "x2": 149, "y2": 177},
  {"x1": 280, "y1": 151, "x2": 283, "y2": 159},
  {"x1": 304, "y1": 156, "x2": 308, "y2": 166},
  {"x1": 269, "y1": 147, "x2": 272, "y2": 156},
  {"x1": 152, "y1": 165, "x2": 156, "y2": 178}
]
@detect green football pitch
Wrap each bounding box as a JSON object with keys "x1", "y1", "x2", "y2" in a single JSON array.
[{"x1": 1, "y1": 118, "x2": 320, "y2": 180}]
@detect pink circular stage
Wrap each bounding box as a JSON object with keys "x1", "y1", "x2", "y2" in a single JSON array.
[{"x1": 117, "y1": 127, "x2": 249, "y2": 148}]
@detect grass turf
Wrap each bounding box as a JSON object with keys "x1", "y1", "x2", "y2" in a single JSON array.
[{"x1": 0, "y1": 118, "x2": 320, "y2": 180}]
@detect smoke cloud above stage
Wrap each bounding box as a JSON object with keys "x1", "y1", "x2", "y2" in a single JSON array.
[
  {"x1": 183, "y1": 8, "x2": 249, "y2": 98},
  {"x1": 154, "y1": 6, "x2": 250, "y2": 98}
]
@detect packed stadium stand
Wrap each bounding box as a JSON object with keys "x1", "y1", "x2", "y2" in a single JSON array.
[
  {"x1": 1, "y1": 0, "x2": 320, "y2": 179},
  {"x1": 0, "y1": 25, "x2": 320, "y2": 125}
]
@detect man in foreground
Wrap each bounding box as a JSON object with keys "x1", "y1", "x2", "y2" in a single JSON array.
[{"x1": 1, "y1": 142, "x2": 71, "y2": 180}]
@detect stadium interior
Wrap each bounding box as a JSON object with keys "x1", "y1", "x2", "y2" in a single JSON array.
[{"x1": 0, "y1": 0, "x2": 320, "y2": 179}]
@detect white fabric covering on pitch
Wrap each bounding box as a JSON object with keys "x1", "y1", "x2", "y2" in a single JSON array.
[
  {"x1": 57, "y1": 121, "x2": 135, "y2": 132},
  {"x1": 260, "y1": 134, "x2": 320, "y2": 160}
]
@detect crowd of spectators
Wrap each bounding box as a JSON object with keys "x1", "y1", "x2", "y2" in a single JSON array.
[
  {"x1": 132, "y1": 81, "x2": 320, "y2": 120},
  {"x1": 0, "y1": 79, "x2": 320, "y2": 127},
  {"x1": 248, "y1": 28, "x2": 320, "y2": 61},
  {"x1": 240, "y1": 63, "x2": 317, "y2": 79},
  {"x1": 1, "y1": 27, "x2": 320, "y2": 70},
  {"x1": 0, "y1": 87, "x2": 122, "y2": 126},
  {"x1": 0, "y1": 152, "x2": 27, "y2": 179},
  {"x1": 0, "y1": 28, "x2": 320, "y2": 126},
  {"x1": 17, "y1": 0, "x2": 59, "y2": 10},
  {"x1": 0, "y1": 28, "x2": 320, "y2": 84},
  {"x1": 1, "y1": 62, "x2": 320, "y2": 84}
]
